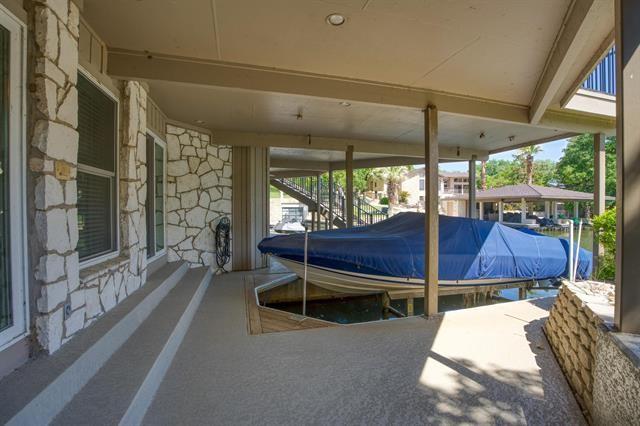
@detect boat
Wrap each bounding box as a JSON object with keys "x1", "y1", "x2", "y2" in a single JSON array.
[
  {"x1": 273, "y1": 218, "x2": 306, "y2": 233},
  {"x1": 257, "y1": 212, "x2": 593, "y2": 294}
]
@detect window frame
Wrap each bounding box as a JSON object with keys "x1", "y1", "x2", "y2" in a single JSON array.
[
  {"x1": 77, "y1": 66, "x2": 120, "y2": 269},
  {"x1": 0, "y1": 4, "x2": 27, "y2": 351},
  {"x1": 146, "y1": 130, "x2": 166, "y2": 262}
]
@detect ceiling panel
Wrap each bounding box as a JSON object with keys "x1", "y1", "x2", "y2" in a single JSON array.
[
  {"x1": 147, "y1": 80, "x2": 564, "y2": 153},
  {"x1": 82, "y1": 0, "x2": 582, "y2": 105}
]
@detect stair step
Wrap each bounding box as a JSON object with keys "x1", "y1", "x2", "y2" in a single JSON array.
[
  {"x1": 51, "y1": 267, "x2": 212, "y2": 425},
  {"x1": 0, "y1": 261, "x2": 189, "y2": 425}
]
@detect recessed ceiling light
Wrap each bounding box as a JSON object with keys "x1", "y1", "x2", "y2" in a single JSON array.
[
  {"x1": 195, "y1": 120, "x2": 205, "y2": 125},
  {"x1": 339, "y1": 101, "x2": 351, "y2": 107},
  {"x1": 326, "y1": 13, "x2": 346, "y2": 26}
]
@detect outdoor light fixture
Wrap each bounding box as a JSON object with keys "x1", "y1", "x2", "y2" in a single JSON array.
[
  {"x1": 326, "y1": 13, "x2": 346, "y2": 26},
  {"x1": 339, "y1": 101, "x2": 351, "y2": 107},
  {"x1": 195, "y1": 119, "x2": 205, "y2": 125}
]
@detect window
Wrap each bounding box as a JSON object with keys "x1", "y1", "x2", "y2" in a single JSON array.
[
  {"x1": 76, "y1": 73, "x2": 117, "y2": 261},
  {"x1": 146, "y1": 134, "x2": 165, "y2": 258},
  {"x1": 419, "y1": 178, "x2": 425, "y2": 191},
  {"x1": 0, "y1": 7, "x2": 27, "y2": 349}
]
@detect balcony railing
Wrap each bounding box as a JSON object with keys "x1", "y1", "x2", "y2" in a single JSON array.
[{"x1": 581, "y1": 47, "x2": 616, "y2": 96}]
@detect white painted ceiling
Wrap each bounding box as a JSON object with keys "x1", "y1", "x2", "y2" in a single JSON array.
[
  {"x1": 82, "y1": 0, "x2": 613, "y2": 162},
  {"x1": 83, "y1": 0, "x2": 580, "y2": 105},
  {"x1": 146, "y1": 80, "x2": 565, "y2": 153}
]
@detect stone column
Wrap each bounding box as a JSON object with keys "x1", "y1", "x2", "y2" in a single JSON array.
[
  {"x1": 521, "y1": 198, "x2": 527, "y2": 223},
  {"x1": 498, "y1": 201, "x2": 504, "y2": 222},
  {"x1": 30, "y1": 0, "x2": 81, "y2": 353},
  {"x1": 544, "y1": 201, "x2": 550, "y2": 218},
  {"x1": 574, "y1": 202, "x2": 579, "y2": 219},
  {"x1": 478, "y1": 202, "x2": 484, "y2": 220},
  {"x1": 119, "y1": 81, "x2": 148, "y2": 291}
]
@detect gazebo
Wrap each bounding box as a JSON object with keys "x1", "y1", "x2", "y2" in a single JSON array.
[{"x1": 449, "y1": 183, "x2": 614, "y2": 224}]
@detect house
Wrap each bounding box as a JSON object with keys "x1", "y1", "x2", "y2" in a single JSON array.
[
  {"x1": 401, "y1": 169, "x2": 469, "y2": 216},
  {"x1": 0, "y1": 0, "x2": 638, "y2": 423}
]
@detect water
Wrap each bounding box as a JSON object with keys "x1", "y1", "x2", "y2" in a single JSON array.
[
  {"x1": 538, "y1": 226, "x2": 594, "y2": 251},
  {"x1": 261, "y1": 281, "x2": 560, "y2": 325}
]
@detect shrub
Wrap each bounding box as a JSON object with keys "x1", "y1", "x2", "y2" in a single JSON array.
[
  {"x1": 399, "y1": 191, "x2": 410, "y2": 204},
  {"x1": 379, "y1": 197, "x2": 389, "y2": 205},
  {"x1": 592, "y1": 207, "x2": 616, "y2": 281}
]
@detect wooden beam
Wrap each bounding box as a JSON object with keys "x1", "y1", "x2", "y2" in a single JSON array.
[
  {"x1": 560, "y1": 31, "x2": 615, "y2": 107},
  {"x1": 593, "y1": 132, "x2": 606, "y2": 272},
  {"x1": 424, "y1": 106, "x2": 439, "y2": 316},
  {"x1": 529, "y1": 0, "x2": 600, "y2": 124},
  {"x1": 108, "y1": 49, "x2": 614, "y2": 134},
  {"x1": 270, "y1": 169, "x2": 321, "y2": 178},
  {"x1": 614, "y1": 0, "x2": 640, "y2": 333},
  {"x1": 488, "y1": 132, "x2": 579, "y2": 155},
  {"x1": 216, "y1": 129, "x2": 488, "y2": 160},
  {"x1": 345, "y1": 146, "x2": 354, "y2": 228},
  {"x1": 328, "y1": 168, "x2": 334, "y2": 229},
  {"x1": 270, "y1": 158, "x2": 330, "y2": 171}
]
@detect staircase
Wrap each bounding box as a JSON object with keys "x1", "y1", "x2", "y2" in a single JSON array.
[
  {"x1": 0, "y1": 260, "x2": 213, "y2": 425},
  {"x1": 271, "y1": 176, "x2": 388, "y2": 228}
]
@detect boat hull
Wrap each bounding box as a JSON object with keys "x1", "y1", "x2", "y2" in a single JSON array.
[{"x1": 274, "y1": 256, "x2": 530, "y2": 295}]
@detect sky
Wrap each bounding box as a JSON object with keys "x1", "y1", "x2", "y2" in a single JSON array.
[{"x1": 438, "y1": 138, "x2": 570, "y2": 173}]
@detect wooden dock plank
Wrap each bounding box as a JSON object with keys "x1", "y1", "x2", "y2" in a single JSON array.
[{"x1": 245, "y1": 274, "x2": 337, "y2": 335}]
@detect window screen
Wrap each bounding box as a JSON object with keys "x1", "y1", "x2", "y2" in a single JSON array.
[{"x1": 76, "y1": 73, "x2": 117, "y2": 260}]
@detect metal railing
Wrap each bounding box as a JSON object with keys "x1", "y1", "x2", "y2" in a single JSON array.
[
  {"x1": 582, "y1": 47, "x2": 616, "y2": 96},
  {"x1": 274, "y1": 176, "x2": 388, "y2": 227}
]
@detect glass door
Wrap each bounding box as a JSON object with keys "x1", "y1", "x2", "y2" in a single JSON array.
[
  {"x1": 146, "y1": 134, "x2": 165, "y2": 259},
  {"x1": 0, "y1": 23, "x2": 10, "y2": 334},
  {"x1": 0, "y1": 9, "x2": 26, "y2": 349}
]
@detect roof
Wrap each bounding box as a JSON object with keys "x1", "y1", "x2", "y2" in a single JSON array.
[{"x1": 448, "y1": 184, "x2": 615, "y2": 202}]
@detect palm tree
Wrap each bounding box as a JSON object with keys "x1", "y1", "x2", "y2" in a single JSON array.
[
  {"x1": 384, "y1": 166, "x2": 408, "y2": 204},
  {"x1": 480, "y1": 160, "x2": 487, "y2": 190},
  {"x1": 515, "y1": 145, "x2": 542, "y2": 184}
]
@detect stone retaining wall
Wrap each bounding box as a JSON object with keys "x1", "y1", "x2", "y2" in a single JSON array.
[
  {"x1": 544, "y1": 284, "x2": 603, "y2": 419},
  {"x1": 165, "y1": 125, "x2": 232, "y2": 269}
]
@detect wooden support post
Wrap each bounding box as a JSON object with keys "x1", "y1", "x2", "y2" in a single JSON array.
[
  {"x1": 407, "y1": 297, "x2": 414, "y2": 316},
  {"x1": 521, "y1": 198, "x2": 527, "y2": 223},
  {"x1": 574, "y1": 201, "x2": 579, "y2": 219},
  {"x1": 468, "y1": 155, "x2": 477, "y2": 218},
  {"x1": 615, "y1": 0, "x2": 640, "y2": 333},
  {"x1": 316, "y1": 173, "x2": 322, "y2": 229},
  {"x1": 593, "y1": 133, "x2": 606, "y2": 271},
  {"x1": 544, "y1": 201, "x2": 550, "y2": 218},
  {"x1": 478, "y1": 202, "x2": 484, "y2": 220},
  {"x1": 424, "y1": 106, "x2": 439, "y2": 316},
  {"x1": 553, "y1": 201, "x2": 558, "y2": 219},
  {"x1": 328, "y1": 168, "x2": 334, "y2": 229},
  {"x1": 346, "y1": 145, "x2": 354, "y2": 228},
  {"x1": 498, "y1": 201, "x2": 504, "y2": 222}
]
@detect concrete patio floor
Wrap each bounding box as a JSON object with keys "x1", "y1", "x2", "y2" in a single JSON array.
[{"x1": 143, "y1": 270, "x2": 584, "y2": 425}]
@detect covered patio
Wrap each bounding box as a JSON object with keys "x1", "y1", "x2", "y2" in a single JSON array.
[{"x1": 0, "y1": 0, "x2": 639, "y2": 424}]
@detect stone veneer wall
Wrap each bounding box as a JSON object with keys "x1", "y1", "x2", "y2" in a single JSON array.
[
  {"x1": 165, "y1": 125, "x2": 232, "y2": 269},
  {"x1": 544, "y1": 284, "x2": 603, "y2": 420},
  {"x1": 74, "y1": 81, "x2": 148, "y2": 331},
  {"x1": 28, "y1": 0, "x2": 81, "y2": 353},
  {"x1": 27, "y1": 0, "x2": 149, "y2": 353}
]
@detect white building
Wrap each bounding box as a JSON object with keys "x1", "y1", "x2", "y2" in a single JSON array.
[{"x1": 401, "y1": 169, "x2": 469, "y2": 216}]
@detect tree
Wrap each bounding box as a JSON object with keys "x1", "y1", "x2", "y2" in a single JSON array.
[
  {"x1": 592, "y1": 207, "x2": 616, "y2": 280},
  {"x1": 531, "y1": 159, "x2": 556, "y2": 186},
  {"x1": 514, "y1": 145, "x2": 542, "y2": 184},
  {"x1": 556, "y1": 134, "x2": 617, "y2": 196},
  {"x1": 480, "y1": 160, "x2": 487, "y2": 190},
  {"x1": 384, "y1": 166, "x2": 408, "y2": 204},
  {"x1": 484, "y1": 159, "x2": 521, "y2": 188}
]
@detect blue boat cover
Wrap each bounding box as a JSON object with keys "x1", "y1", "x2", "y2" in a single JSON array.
[{"x1": 258, "y1": 212, "x2": 592, "y2": 281}]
